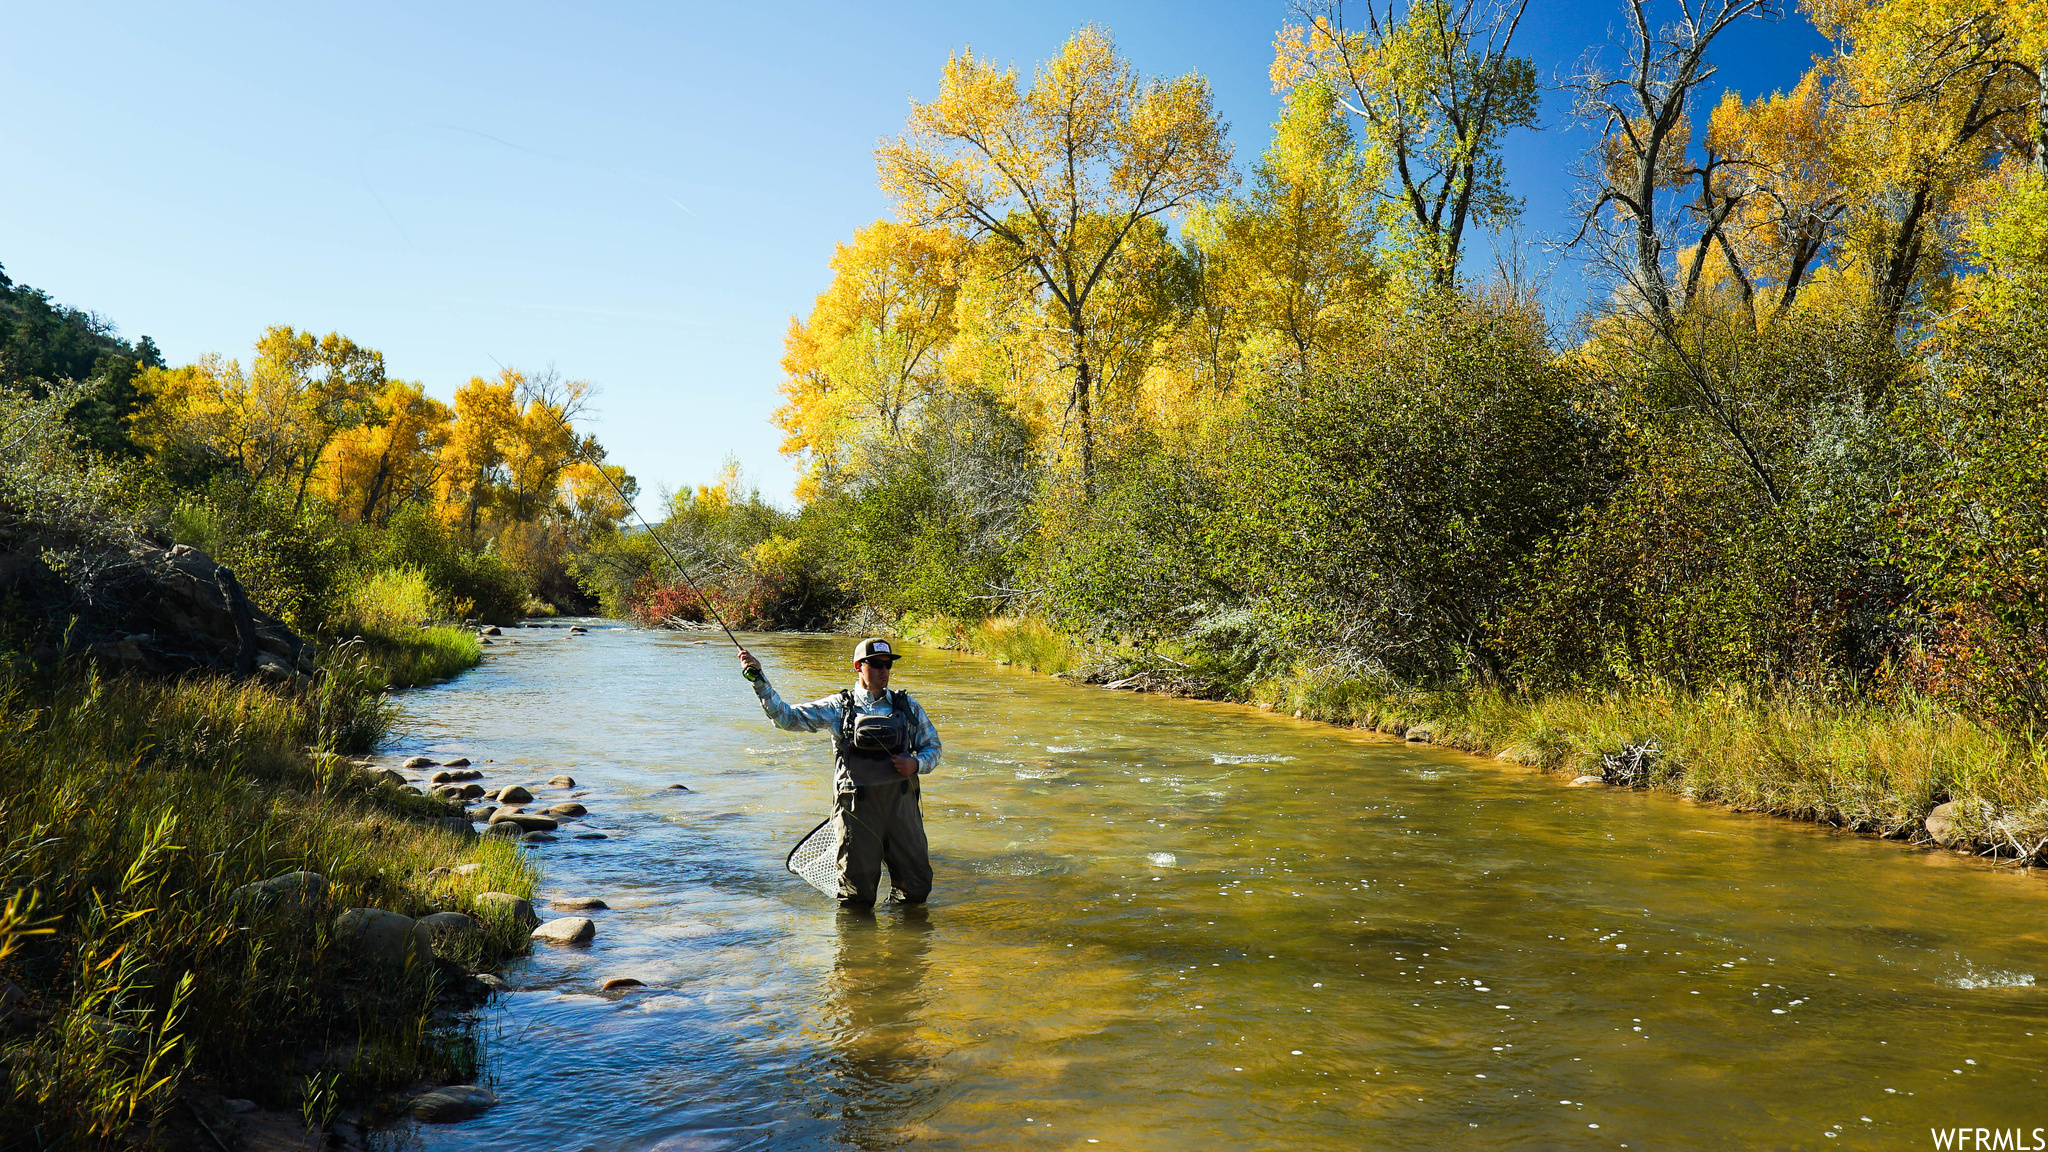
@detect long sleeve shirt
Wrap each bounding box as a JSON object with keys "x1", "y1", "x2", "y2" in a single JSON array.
[{"x1": 752, "y1": 676, "x2": 942, "y2": 793}]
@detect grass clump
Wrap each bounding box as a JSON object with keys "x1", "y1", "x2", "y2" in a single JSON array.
[
  {"x1": 902, "y1": 615, "x2": 1085, "y2": 675},
  {"x1": 0, "y1": 664, "x2": 535, "y2": 1145}
]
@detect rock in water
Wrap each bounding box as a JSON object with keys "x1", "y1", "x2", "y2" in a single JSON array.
[
  {"x1": 332, "y1": 908, "x2": 433, "y2": 969},
  {"x1": 520, "y1": 832, "x2": 557, "y2": 844},
  {"x1": 600, "y1": 977, "x2": 644, "y2": 991},
  {"x1": 1568, "y1": 775, "x2": 1605, "y2": 786},
  {"x1": 479, "y1": 625, "x2": 502, "y2": 636},
  {"x1": 489, "y1": 812, "x2": 559, "y2": 832},
  {"x1": 666, "y1": 783, "x2": 691, "y2": 791},
  {"x1": 473, "y1": 973, "x2": 507, "y2": 993},
  {"x1": 546, "y1": 803, "x2": 587, "y2": 817},
  {"x1": 417, "y1": 911, "x2": 480, "y2": 952},
  {"x1": 574, "y1": 832, "x2": 608, "y2": 840},
  {"x1": 363, "y1": 768, "x2": 407, "y2": 788},
  {"x1": 410, "y1": 1085, "x2": 497, "y2": 1123},
  {"x1": 548, "y1": 775, "x2": 576, "y2": 787},
  {"x1": 402, "y1": 756, "x2": 438, "y2": 770},
  {"x1": 229, "y1": 871, "x2": 328, "y2": 924},
  {"x1": 472, "y1": 892, "x2": 539, "y2": 930},
  {"x1": 531, "y1": 917, "x2": 596, "y2": 945},
  {"x1": 443, "y1": 757, "x2": 471, "y2": 768},
  {"x1": 484, "y1": 822, "x2": 521, "y2": 838},
  {"x1": 550, "y1": 897, "x2": 609, "y2": 910},
  {"x1": 497, "y1": 785, "x2": 534, "y2": 805}
]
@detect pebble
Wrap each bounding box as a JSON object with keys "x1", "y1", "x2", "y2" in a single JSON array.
[
  {"x1": 409, "y1": 1085, "x2": 497, "y2": 1123},
  {"x1": 531, "y1": 917, "x2": 596, "y2": 944},
  {"x1": 498, "y1": 785, "x2": 534, "y2": 805},
  {"x1": 548, "y1": 775, "x2": 576, "y2": 787},
  {"x1": 551, "y1": 897, "x2": 610, "y2": 910},
  {"x1": 600, "y1": 977, "x2": 645, "y2": 991}
]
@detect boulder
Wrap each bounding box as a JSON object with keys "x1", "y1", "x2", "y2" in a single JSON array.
[
  {"x1": 479, "y1": 626, "x2": 503, "y2": 637},
  {"x1": 497, "y1": 785, "x2": 534, "y2": 805},
  {"x1": 362, "y1": 768, "x2": 407, "y2": 788},
  {"x1": 489, "y1": 812, "x2": 559, "y2": 833},
  {"x1": 443, "y1": 757, "x2": 471, "y2": 768},
  {"x1": 600, "y1": 977, "x2": 644, "y2": 991},
  {"x1": 531, "y1": 917, "x2": 596, "y2": 945},
  {"x1": 1925, "y1": 801, "x2": 1965, "y2": 846},
  {"x1": 432, "y1": 768, "x2": 483, "y2": 783},
  {"x1": 410, "y1": 1085, "x2": 497, "y2": 1123},
  {"x1": 547, "y1": 775, "x2": 576, "y2": 787},
  {"x1": 229, "y1": 871, "x2": 328, "y2": 923},
  {"x1": 546, "y1": 803, "x2": 587, "y2": 817},
  {"x1": 416, "y1": 912, "x2": 480, "y2": 953},
  {"x1": 520, "y1": 832, "x2": 557, "y2": 844},
  {"x1": 402, "y1": 756, "x2": 438, "y2": 771},
  {"x1": 429, "y1": 784, "x2": 467, "y2": 800},
  {"x1": 466, "y1": 805, "x2": 498, "y2": 821},
  {"x1": 483, "y1": 822, "x2": 521, "y2": 838},
  {"x1": 471, "y1": 892, "x2": 539, "y2": 930},
  {"x1": 551, "y1": 896, "x2": 610, "y2": 910},
  {"x1": 460, "y1": 783, "x2": 484, "y2": 798},
  {"x1": 332, "y1": 908, "x2": 433, "y2": 970}
]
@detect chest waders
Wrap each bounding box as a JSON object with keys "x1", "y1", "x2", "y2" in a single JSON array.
[{"x1": 829, "y1": 689, "x2": 931, "y2": 906}]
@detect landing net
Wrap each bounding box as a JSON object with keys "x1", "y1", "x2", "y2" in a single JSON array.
[{"x1": 786, "y1": 816, "x2": 839, "y2": 898}]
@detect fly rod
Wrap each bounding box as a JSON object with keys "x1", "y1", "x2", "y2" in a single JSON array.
[{"x1": 531, "y1": 392, "x2": 758, "y2": 679}]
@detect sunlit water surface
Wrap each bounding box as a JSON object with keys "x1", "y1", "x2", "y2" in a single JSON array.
[{"x1": 382, "y1": 624, "x2": 2048, "y2": 1151}]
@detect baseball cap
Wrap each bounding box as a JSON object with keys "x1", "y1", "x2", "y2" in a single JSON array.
[{"x1": 853, "y1": 637, "x2": 900, "y2": 665}]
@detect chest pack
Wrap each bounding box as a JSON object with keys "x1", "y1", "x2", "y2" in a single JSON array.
[{"x1": 835, "y1": 689, "x2": 912, "y2": 787}]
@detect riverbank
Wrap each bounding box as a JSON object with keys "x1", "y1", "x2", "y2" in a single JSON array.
[
  {"x1": 0, "y1": 627, "x2": 537, "y2": 1146},
  {"x1": 904, "y1": 614, "x2": 2048, "y2": 866}
]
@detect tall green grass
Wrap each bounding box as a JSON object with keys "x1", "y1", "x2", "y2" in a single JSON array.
[
  {"x1": 0, "y1": 663, "x2": 533, "y2": 1144},
  {"x1": 333, "y1": 564, "x2": 485, "y2": 690}
]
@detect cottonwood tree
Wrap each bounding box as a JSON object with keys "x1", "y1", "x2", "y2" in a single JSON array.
[
  {"x1": 777, "y1": 221, "x2": 967, "y2": 497},
  {"x1": 1274, "y1": 0, "x2": 1537, "y2": 293},
  {"x1": 878, "y1": 25, "x2": 1232, "y2": 494}
]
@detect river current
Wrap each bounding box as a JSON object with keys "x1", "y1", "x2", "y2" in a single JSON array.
[{"x1": 386, "y1": 623, "x2": 2048, "y2": 1151}]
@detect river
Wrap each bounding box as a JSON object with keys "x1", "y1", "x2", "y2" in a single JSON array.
[{"x1": 385, "y1": 623, "x2": 2048, "y2": 1151}]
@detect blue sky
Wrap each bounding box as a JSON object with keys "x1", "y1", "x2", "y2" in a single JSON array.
[{"x1": 2, "y1": 1, "x2": 1827, "y2": 507}]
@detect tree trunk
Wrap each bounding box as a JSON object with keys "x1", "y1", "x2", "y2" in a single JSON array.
[{"x1": 1073, "y1": 329, "x2": 1096, "y2": 499}]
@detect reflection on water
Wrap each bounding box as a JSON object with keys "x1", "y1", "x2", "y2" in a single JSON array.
[
  {"x1": 388, "y1": 625, "x2": 2048, "y2": 1152},
  {"x1": 821, "y1": 910, "x2": 936, "y2": 1150}
]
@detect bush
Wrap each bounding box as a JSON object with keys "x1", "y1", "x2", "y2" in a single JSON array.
[
  {"x1": 1214, "y1": 297, "x2": 1609, "y2": 684},
  {"x1": 369, "y1": 505, "x2": 527, "y2": 624}
]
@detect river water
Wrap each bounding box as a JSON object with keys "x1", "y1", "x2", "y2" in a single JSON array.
[{"x1": 386, "y1": 623, "x2": 2048, "y2": 1151}]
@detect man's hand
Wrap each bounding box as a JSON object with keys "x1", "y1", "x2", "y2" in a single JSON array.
[
  {"x1": 738, "y1": 649, "x2": 762, "y2": 681},
  {"x1": 892, "y1": 754, "x2": 917, "y2": 777}
]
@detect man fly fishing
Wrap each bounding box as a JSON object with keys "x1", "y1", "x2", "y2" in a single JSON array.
[{"x1": 738, "y1": 639, "x2": 941, "y2": 908}]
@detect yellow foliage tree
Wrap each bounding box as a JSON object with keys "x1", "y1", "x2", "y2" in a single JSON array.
[
  {"x1": 877, "y1": 25, "x2": 1232, "y2": 491},
  {"x1": 776, "y1": 222, "x2": 967, "y2": 497},
  {"x1": 320, "y1": 379, "x2": 453, "y2": 525}
]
